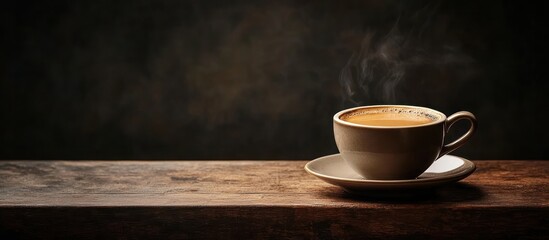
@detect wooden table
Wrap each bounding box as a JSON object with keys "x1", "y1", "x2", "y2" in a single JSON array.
[{"x1": 0, "y1": 160, "x2": 547, "y2": 239}]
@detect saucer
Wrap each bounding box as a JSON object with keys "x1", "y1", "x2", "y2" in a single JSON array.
[{"x1": 305, "y1": 154, "x2": 475, "y2": 193}]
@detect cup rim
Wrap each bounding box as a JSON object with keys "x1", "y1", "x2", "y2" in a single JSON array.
[{"x1": 334, "y1": 105, "x2": 447, "y2": 129}]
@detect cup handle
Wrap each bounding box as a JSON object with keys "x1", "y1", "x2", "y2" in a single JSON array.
[{"x1": 438, "y1": 111, "x2": 477, "y2": 158}]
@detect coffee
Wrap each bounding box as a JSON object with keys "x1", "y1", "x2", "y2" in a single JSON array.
[
  {"x1": 340, "y1": 107, "x2": 437, "y2": 127},
  {"x1": 334, "y1": 105, "x2": 477, "y2": 179}
]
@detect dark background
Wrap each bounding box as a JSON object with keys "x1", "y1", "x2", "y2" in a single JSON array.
[{"x1": 1, "y1": 0, "x2": 548, "y2": 160}]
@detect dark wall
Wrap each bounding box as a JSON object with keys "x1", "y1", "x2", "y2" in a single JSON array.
[{"x1": 1, "y1": 0, "x2": 548, "y2": 160}]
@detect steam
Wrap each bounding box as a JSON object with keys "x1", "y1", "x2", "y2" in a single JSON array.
[
  {"x1": 339, "y1": 5, "x2": 477, "y2": 106},
  {"x1": 339, "y1": 24, "x2": 411, "y2": 105}
]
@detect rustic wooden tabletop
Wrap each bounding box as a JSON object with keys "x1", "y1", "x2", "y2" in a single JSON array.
[{"x1": 0, "y1": 160, "x2": 547, "y2": 239}]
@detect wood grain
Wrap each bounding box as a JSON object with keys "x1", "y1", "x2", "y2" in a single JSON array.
[{"x1": 0, "y1": 160, "x2": 547, "y2": 239}]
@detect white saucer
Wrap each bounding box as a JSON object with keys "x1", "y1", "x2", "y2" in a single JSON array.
[{"x1": 305, "y1": 154, "x2": 475, "y2": 192}]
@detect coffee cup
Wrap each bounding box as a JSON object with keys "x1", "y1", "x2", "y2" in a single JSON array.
[{"x1": 333, "y1": 105, "x2": 477, "y2": 180}]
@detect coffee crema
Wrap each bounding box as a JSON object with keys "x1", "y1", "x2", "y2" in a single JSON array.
[{"x1": 340, "y1": 108, "x2": 438, "y2": 127}]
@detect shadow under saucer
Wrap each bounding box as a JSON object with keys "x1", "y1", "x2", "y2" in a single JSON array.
[{"x1": 320, "y1": 182, "x2": 485, "y2": 203}]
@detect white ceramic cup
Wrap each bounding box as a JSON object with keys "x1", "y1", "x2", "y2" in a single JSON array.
[{"x1": 333, "y1": 105, "x2": 477, "y2": 180}]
